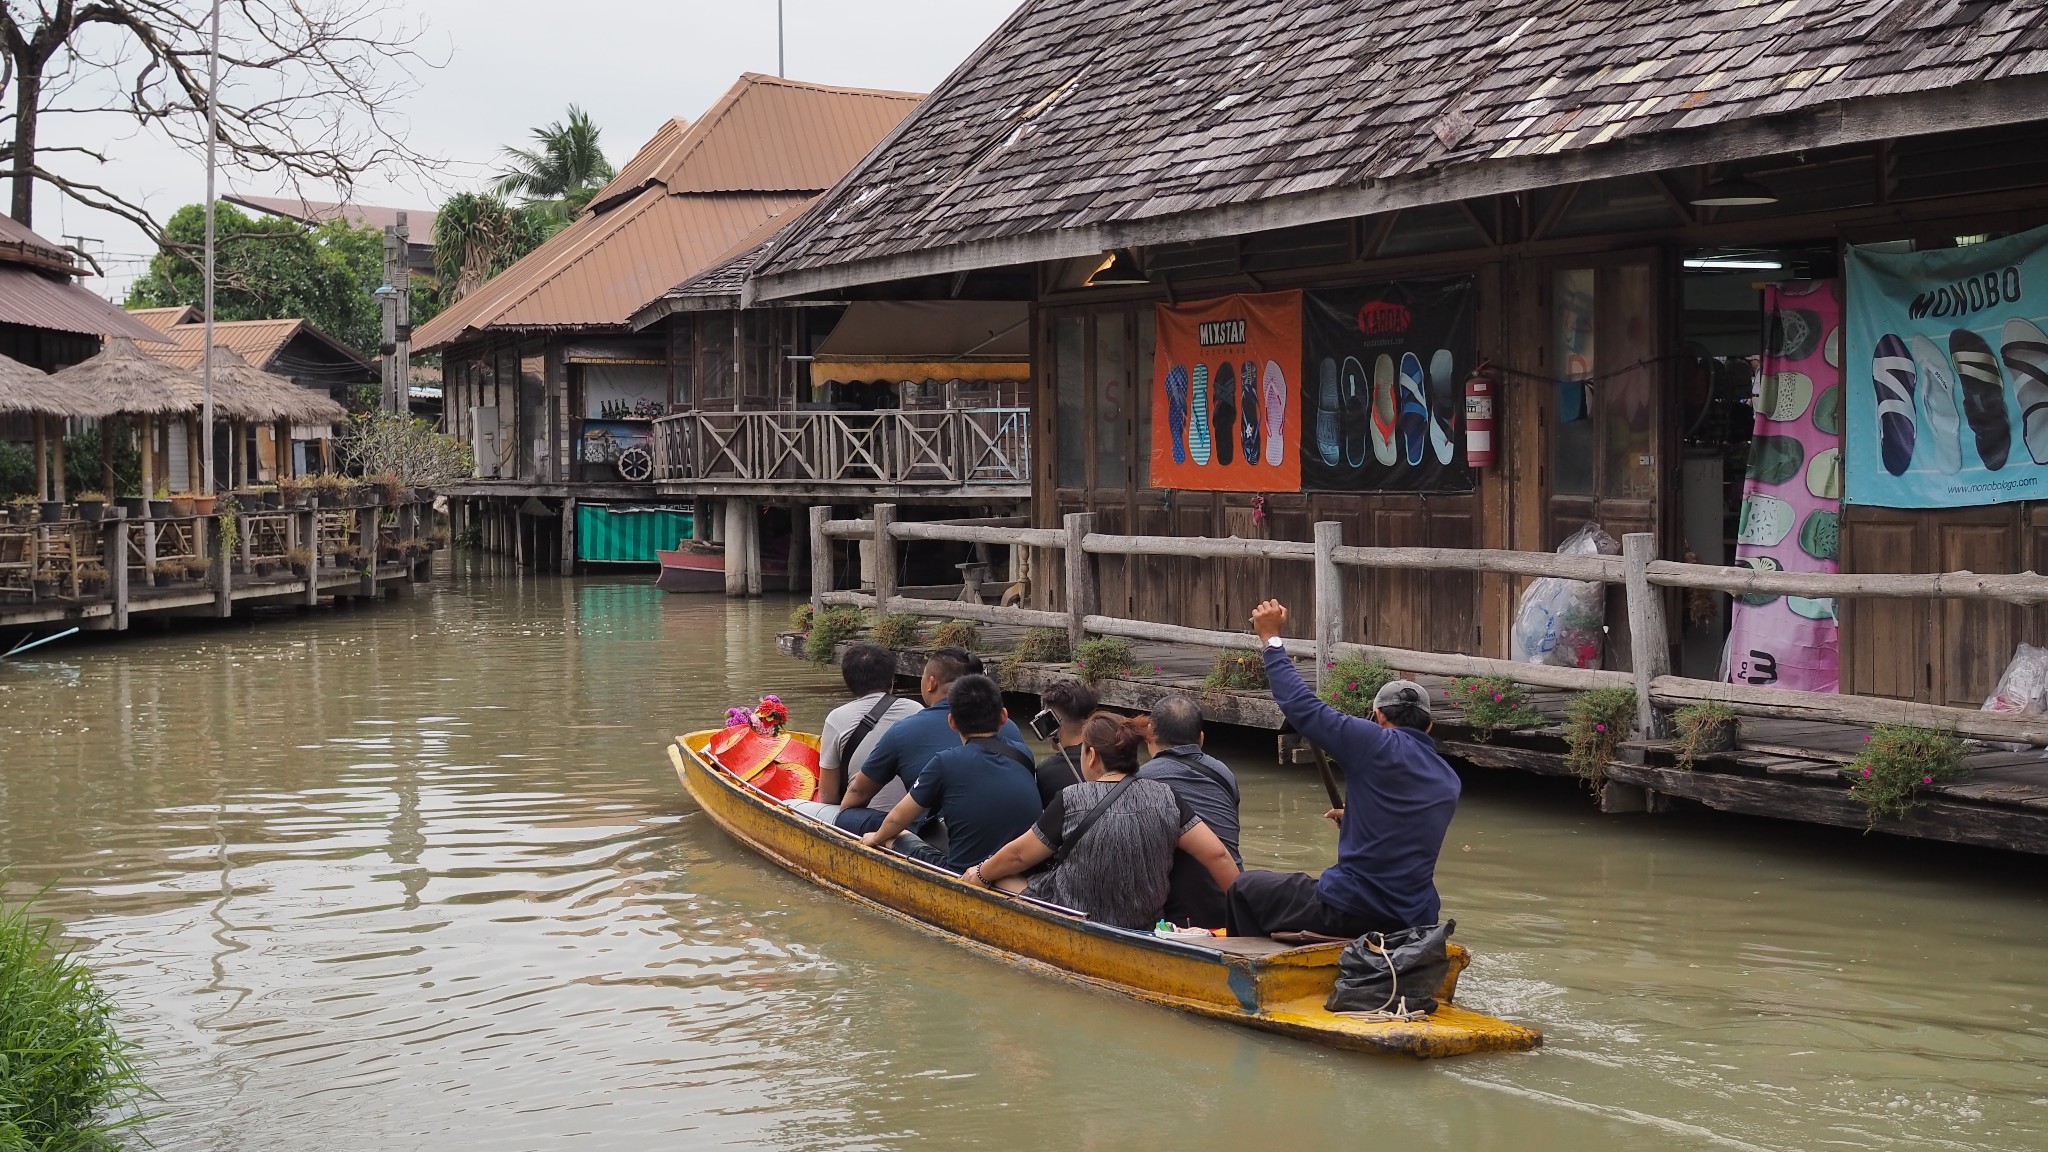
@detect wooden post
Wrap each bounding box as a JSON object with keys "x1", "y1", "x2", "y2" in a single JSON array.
[
  {"x1": 301, "y1": 508, "x2": 320, "y2": 606},
  {"x1": 784, "y1": 504, "x2": 805, "y2": 595},
  {"x1": 100, "y1": 418, "x2": 115, "y2": 500},
  {"x1": 33, "y1": 415, "x2": 46, "y2": 500},
  {"x1": 213, "y1": 512, "x2": 233, "y2": 618},
  {"x1": 1313, "y1": 520, "x2": 1344, "y2": 693},
  {"x1": 1623, "y1": 532, "x2": 1670, "y2": 739},
  {"x1": 809, "y1": 504, "x2": 832, "y2": 617},
  {"x1": 359, "y1": 508, "x2": 378, "y2": 597},
  {"x1": 872, "y1": 502, "x2": 897, "y2": 612},
  {"x1": 103, "y1": 510, "x2": 129, "y2": 630},
  {"x1": 560, "y1": 497, "x2": 576, "y2": 576},
  {"x1": 744, "y1": 501, "x2": 763, "y2": 598},
  {"x1": 185, "y1": 416, "x2": 200, "y2": 492},
  {"x1": 1063, "y1": 511, "x2": 1096, "y2": 654},
  {"x1": 50, "y1": 418, "x2": 66, "y2": 501},
  {"x1": 137, "y1": 414, "x2": 154, "y2": 498}
]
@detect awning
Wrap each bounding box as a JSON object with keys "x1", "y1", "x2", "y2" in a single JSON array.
[
  {"x1": 809, "y1": 300, "x2": 1029, "y2": 387},
  {"x1": 0, "y1": 265, "x2": 171, "y2": 342}
]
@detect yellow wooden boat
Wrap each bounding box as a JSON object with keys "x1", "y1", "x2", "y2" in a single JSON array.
[{"x1": 670, "y1": 729, "x2": 1542, "y2": 1058}]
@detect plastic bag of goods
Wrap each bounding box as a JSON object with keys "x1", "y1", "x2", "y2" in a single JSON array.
[
  {"x1": 1510, "y1": 523, "x2": 1619, "y2": 669},
  {"x1": 1981, "y1": 642, "x2": 2048, "y2": 751}
]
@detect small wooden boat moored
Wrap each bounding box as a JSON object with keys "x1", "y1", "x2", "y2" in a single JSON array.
[
  {"x1": 669, "y1": 729, "x2": 1542, "y2": 1058},
  {"x1": 655, "y1": 541, "x2": 787, "y2": 593}
]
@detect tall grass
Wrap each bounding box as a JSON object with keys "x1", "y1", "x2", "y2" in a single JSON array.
[{"x1": 0, "y1": 890, "x2": 151, "y2": 1150}]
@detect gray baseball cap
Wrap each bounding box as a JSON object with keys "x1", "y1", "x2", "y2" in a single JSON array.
[{"x1": 1372, "y1": 679, "x2": 1431, "y2": 720}]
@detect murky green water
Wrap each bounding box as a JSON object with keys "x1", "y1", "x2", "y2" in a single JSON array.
[{"x1": 2, "y1": 559, "x2": 2044, "y2": 1150}]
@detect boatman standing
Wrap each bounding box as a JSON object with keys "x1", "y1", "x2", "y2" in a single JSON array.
[{"x1": 1225, "y1": 599, "x2": 1460, "y2": 939}]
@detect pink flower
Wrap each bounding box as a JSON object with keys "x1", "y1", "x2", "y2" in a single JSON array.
[
  {"x1": 1922, "y1": 776, "x2": 1933, "y2": 784},
  {"x1": 1595, "y1": 723, "x2": 1605, "y2": 732},
  {"x1": 1861, "y1": 768, "x2": 1872, "y2": 778},
  {"x1": 1348, "y1": 682, "x2": 1357, "y2": 690},
  {"x1": 1864, "y1": 734, "x2": 1872, "y2": 741},
  {"x1": 1492, "y1": 693, "x2": 1503, "y2": 702}
]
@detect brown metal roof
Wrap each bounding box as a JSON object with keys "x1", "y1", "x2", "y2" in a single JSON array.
[
  {"x1": 753, "y1": 0, "x2": 2048, "y2": 297},
  {"x1": 415, "y1": 74, "x2": 920, "y2": 350},
  {"x1": 128, "y1": 305, "x2": 199, "y2": 332},
  {"x1": 143, "y1": 318, "x2": 373, "y2": 378},
  {"x1": 226, "y1": 195, "x2": 437, "y2": 243},
  {"x1": 629, "y1": 196, "x2": 825, "y2": 324},
  {"x1": 0, "y1": 265, "x2": 172, "y2": 342}
]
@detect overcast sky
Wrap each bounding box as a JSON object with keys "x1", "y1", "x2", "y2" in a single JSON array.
[{"x1": 52, "y1": 0, "x2": 1021, "y2": 300}]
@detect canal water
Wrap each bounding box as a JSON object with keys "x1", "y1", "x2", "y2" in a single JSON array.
[{"x1": 1, "y1": 560, "x2": 2043, "y2": 1151}]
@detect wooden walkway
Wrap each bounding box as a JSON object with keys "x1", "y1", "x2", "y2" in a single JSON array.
[{"x1": 777, "y1": 626, "x2": 2048, "y2": 856}]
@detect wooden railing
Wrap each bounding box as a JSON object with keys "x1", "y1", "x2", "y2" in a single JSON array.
[
  {"x1": 807, "y1": 503, "x2": 2048, "y2": 749},
  {"x1": 651, "y1": 408, "x2": 1030, "y2": 487}
]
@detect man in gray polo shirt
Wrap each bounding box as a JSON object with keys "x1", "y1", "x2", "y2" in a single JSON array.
[{"x1": 1136, "y1": 694, "x2": 1241, "y2": 928}]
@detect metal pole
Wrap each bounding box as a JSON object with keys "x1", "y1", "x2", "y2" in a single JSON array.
[
  {"x1": 777, "y1": 0, "x2": 784, "y2": 76},
  {"x1": 200, "y1": 0, "x2": 221, "y2": 496},
  {"x1": 381, "y1": 223, "x2": 400, "y2": 412},
  {"x1": 395, "y1": 212, "x2": 411, "y2": 413}
]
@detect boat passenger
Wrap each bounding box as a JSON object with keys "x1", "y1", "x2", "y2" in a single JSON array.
[
  {"x1": 785, "y1": 642, "x2": 922, "y2": 825},
  {"x1": 835, "y1": 647, "x2": 1028, "y2": 837},
  {"x1": 1226, "y1": 599, "x2": 1460, "y2": 940},
  {"x1": 1030, "y1": 679, "x2": 1098, "y2": 805},
  {"x1": 1136, "y1": 695, "x2": 1242, "y2": 928},
  {"x1": 968, "y1": 715, "x2": 1240, "y2": 930},
  {"x1": 861, "y1": 674, "x2": 1042, "y2": 871}
]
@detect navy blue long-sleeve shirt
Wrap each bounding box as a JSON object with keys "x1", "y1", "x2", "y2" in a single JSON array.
[{"x1": 1262, "y1": 645, "x2": 1460, "y2": 928}]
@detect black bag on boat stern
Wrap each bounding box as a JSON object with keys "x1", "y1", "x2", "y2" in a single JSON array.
[{"x1": 1324, "y1": 920, "x2": 1455, "y2": 1015}]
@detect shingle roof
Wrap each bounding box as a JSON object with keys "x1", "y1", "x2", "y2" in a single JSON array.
[
  {"x1": 753, "y1": 0, "x2": 2048, "y2": 296},
  {"x1": 416, "y1": 74, "x2": 921, "y2": 349}
]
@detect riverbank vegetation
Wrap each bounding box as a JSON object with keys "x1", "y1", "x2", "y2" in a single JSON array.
[{"x1": 0, "y1": 891, "x2": 150, "y2": 1150}]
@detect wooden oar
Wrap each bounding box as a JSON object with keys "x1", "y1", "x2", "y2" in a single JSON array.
[{"x1": 1311, "y1": 745, "x2": 1345, "y2": 811}]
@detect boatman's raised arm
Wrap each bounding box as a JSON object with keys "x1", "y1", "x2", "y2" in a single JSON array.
[{"x1": 1250, "y1": 599, "x2": 1399, "y2": 764}]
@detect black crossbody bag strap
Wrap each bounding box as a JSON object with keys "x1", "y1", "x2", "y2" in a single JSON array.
[
  {"x1": 969, "y1": 735, "x2": 1036, "y2": 774},
  {"x1": 1053, "y1": 774, "x2": 1144, "y2": 864},
  {"x1": 835, "y1": 693, "x2": 898, "y2": 773},
  {"x1": 1160, "y1": 750, "x2": 1239, "y2": 803}
]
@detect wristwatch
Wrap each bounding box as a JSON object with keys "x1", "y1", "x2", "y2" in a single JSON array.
[{"x1": 1264, "y1": 636, "x2": 1285, "y2": 650}]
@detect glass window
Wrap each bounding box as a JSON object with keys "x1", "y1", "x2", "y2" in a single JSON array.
[
  {"x1": 1054, "y1": 316, "x2": 1086, "y2": 488},
  {"x1": 1136, "y1": 308, "x2": 1155, "y2": 488},
  {"x1": 1094, "y1": 315, "x2": 1127, "y2": 488},
  {"x1": 697, "y1": 314, "x2": 733, "y2": 402},
  {"x1": 1551, "y1": 269, "x2": 1596, "y2": 495}
]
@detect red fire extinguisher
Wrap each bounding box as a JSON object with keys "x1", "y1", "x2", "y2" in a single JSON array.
[{"x1": 1464, "y1": 362, "x2": 1497, "y2": 468}]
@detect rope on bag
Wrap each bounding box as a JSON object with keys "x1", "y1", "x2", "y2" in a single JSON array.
[{"x1": 1331, "y1": 932, "x2": 1429, "y2": 1023}]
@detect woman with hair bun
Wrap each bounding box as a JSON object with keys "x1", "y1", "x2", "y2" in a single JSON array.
[{"x1": 965, "y1": 715, "x2": 1238, "y2": 930}]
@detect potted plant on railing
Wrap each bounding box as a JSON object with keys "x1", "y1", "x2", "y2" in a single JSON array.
[
  {"x1": 148, "y1": 486, "x2": 172, "y2": 519},
  {"x1": 375, "y1": 473, "x2": 405, "y2": 506},
  {"x1": 278, "y1": 476, "x2": 307, "y2": 508},
  {"x1": 185, "y1": 555, "x2": 216, "y2": 584},
  {"x1": 284, "y1": 546, "x2": 313, "y2": 577},
  {"x1": 116, "y1": 491, "x2": 147, "y2": 517},
  {"x1": 169, "y1": 490, "x2": 196, "y2": 518},
  {"x1": 38, "y1": 496, "x2": 64, "y2": 522},
  {"x1": 145, "y1": 560, "x2": 171, "y2": 588},
  {"x1": 74, "y1": 491, "x2": 107, "y2": 523},
  {"x1": 5, "y1": 495, "x2": 32, "y2": 524}
]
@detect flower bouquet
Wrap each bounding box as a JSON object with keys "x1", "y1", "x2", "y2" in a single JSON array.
[{"x1": 708, "y1": 694, "x2": 819, "y2": 802}]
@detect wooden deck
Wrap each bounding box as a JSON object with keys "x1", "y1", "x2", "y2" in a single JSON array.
[{"x1": 776, "y1": 627, "x2": 2048, "y2": 856}]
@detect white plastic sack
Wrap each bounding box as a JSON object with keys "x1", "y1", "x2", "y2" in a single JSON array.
[
  {"x1": 1982, "y1": 642, "x2": 2048, "y2": 751},
  {"x1": 1511, "y1": 523, "x2": 1619, "y2": 669}
]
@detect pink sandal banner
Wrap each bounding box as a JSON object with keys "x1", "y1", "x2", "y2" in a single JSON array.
[{"x1": 1727, "y1": 280, "x2": 1843, "y2": 693}]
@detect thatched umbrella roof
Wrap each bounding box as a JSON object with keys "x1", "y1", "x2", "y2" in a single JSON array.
[
  {"x1": 47, "y1": 334, "x2": 216, "y2": 418},
  {"x1": 201, "y1": 346, "x2": 347, "y2": 424},
  {"x1": 0, "y1": 350, "x2": 81, "y2": 416}
]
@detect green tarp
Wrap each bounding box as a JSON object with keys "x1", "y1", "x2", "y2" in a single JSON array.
[{"x1": 575, "y1": 504, "x2": 693, "y2": 564}]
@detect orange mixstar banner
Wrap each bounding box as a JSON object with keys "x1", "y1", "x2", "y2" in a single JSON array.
[{"x1": 1149, "y1": 290, "x2": 1303, "y2": 491}]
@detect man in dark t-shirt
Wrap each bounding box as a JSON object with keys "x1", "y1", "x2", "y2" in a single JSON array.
[
  {"x1": 862, "y1": 675, "x2": 1041, "y2": 872},
  {"x1": 1135, "y1": 694, "x2": 1241, "y2": 928},
  {"x1": 1030, "y1": 679, "x2": 1097, "y2": 805}
]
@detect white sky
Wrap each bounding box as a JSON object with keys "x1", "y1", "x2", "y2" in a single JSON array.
[{"x1": 47, "y1": 0, "x2": 1021, "y2": 301}]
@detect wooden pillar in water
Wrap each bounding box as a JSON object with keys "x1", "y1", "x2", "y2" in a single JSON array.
[
  {"x1": 784, "y1": 505, "x2": 805, "y2": 595},
  {"x1": 359, "y1": 509, "x2": 379, "y2": 597},
  {"x1": 560, "y1": 498, "x2": 576, "y2": 576},
  {"x1": 103, "y1": 511, "x2": 129, "y2": 630},
  {"x1": 725, "y1": 498, "x2": 757, "y2": 598},
  {"x1": 213, "y1": 511, "x2": 234, "y2": 618},
  {"x1": 301, "y1": 508, "x2": 320, "y2": 606},
  {"x1": 1313, "y1": 520, "x2": 1345, "y2": 693},
  {"x1": 744, "y1": 501, "x2": 762, "y2": 597},
  {"x1": 808, "y1": 504, "x2": 831, "y2": 617},
  {"x1": 692, "y1": 500, "x2": 712, "y2": 542},
  {"x1": 1623, "y1": 532, "x2": 1670, "y2": 739}
]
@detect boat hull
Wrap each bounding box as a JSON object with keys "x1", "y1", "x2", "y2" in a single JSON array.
[
  {"x1": 654, "y1": 546, "x2": 789, "y2": 593},
  {"x1": 670, "y1": 731, "x2": 1541, "y2": 1058}
]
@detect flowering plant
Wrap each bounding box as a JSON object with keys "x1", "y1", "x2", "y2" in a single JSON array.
[
  {"x1": 1448, "y1": 675, "x2": 1541, "y2": 741},
  {"x1": 1844, "y1": 724, "x2": 1966, "y2": 826},
  {"x1": 724, "y1": 695, "x2": 790, "y2": 735}
]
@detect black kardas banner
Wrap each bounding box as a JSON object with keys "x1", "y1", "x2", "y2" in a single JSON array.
[{"x1": 1302, "y1": 278, "x2": 1476, "y2": 493}]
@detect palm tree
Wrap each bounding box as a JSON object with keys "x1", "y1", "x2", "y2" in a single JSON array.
[
  {"x1": 493, "y1": 105, "x2": 616, "y2": 220},
  {"x1": 431, "y1": 192, "x2": 554, "y2": 304}
]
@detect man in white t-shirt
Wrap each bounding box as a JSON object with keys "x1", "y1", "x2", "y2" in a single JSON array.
[{"x1": 786, "y1": 642, "x2": 920, "y2": 824}]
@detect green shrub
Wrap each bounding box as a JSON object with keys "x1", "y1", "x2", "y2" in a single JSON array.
[
  {"x1": 788, "y1": 603, "x2": 814, "y2": 634},
  {"x1": 1845, "y1": 725, "x2": 1968, "y2": 825},
  {"x1": 1009, "y1": 627, "x2": 1071, "y2": 664},
  {"x1": 0, "y1": 890, "x2": 152, "y2": 1150},
  {"x1": 803, "y1": 606, "x2": 865, "y2": 661},
  {"x1": 1320, "y1": 655, "x2": 1395, "y2": 717},
  {"x1": 927, "y1": 619, "x2": 982, "y2": 651},
  {"x1": 1562, "y1": 687, "x2": 1637, "y2": 784},
  {"x1": 1074, "y1": 636, "x2": 1138, "y2": 686},
  {"x1": 869, "y1": 612, "x2": 924, "y2": 649},
  {"x1": 1672, "y1": 700, "x2": 1739, "y2": 768},
  {"x1": 1203, "y1": 649, "x2": 1268, "y2": 690},
  {"x1": 1449, "y1": 676, "x2": 1542, "y2": 741}
]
